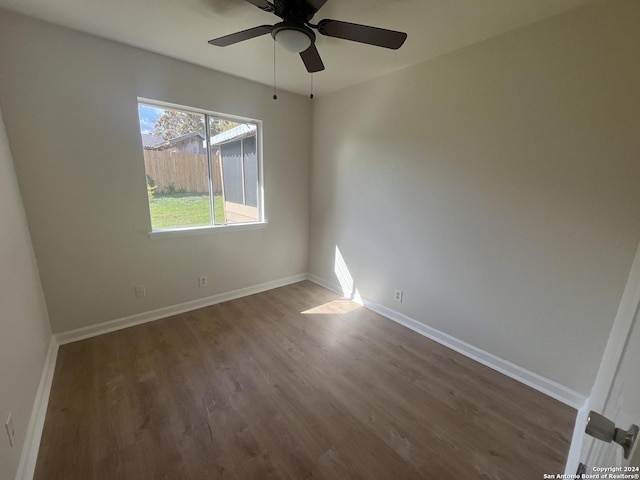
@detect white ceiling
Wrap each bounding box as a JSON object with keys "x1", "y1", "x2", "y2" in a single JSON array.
[{"x1": 0, "y1": 0, "x2": 594, "y2": 96}]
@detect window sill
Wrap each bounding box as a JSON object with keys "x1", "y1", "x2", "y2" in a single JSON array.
[{"x1": 148, "y1": 222, "x2": 267, "y2": 239}]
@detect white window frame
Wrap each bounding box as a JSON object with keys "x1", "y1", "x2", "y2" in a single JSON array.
[{"x1": 137, "y1": 98, "x2": 266, "y2": 238}]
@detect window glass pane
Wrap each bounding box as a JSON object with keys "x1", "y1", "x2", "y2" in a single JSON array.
[
  {"x1": 208, "y1": 118, "x2": 260, "y2": 224},
  {"x1": 209, "y1": 117, "x2": 240, "y2": 225},
  {"x1": 137, "y1": 104, "x2": 212, "y2": 229}
]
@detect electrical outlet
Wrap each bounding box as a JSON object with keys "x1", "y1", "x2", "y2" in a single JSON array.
[
  {"x1": 134, "y1": 285, "x2": 146, "y2": 298},
  {"x1": 394, "y1": 290, "x2": 403, "y2": 303},
  {"x1": 5, "y1": 412, "x2": 15, "y2": 447},
  {"x1": 198, "y1": 276, "x2": 208, "y2": 288}
]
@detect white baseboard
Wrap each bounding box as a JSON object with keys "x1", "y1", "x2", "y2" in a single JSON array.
[
  {"x1": 306, "y1": 274, "x2": 586, "y2": 409},
  {"x1": 56, "y1": 273, "x2": 308, "y2": 345},
  {"x1": 15, "y1": 337, "x2": 59, "y2": 480}
]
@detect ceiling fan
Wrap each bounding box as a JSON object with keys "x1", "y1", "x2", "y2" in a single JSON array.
[{"x1": 208, "y1": 0, "x2": 408, "y2": 73}]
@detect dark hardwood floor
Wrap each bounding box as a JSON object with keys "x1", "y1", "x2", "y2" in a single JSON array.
[{"x1": 35, "y1": 281, "x2": 576, "y2": 479}]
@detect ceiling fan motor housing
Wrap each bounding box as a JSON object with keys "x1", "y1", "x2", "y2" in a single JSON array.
[{"x1": 273, "y1": 0, "x2": 317, "y2": 22}]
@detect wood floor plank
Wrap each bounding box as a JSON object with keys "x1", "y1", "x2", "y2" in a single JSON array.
[{"x1": 34, "y1": 281, "x2": 576, "y2": 479}]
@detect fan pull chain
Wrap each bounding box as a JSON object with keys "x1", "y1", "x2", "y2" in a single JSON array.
[
  {"x1": 272, "y1": 40, "x2": 278, "y2": 100},
  {"x1": 310, "y1": 73, "x2": 314, "y2": 100}
]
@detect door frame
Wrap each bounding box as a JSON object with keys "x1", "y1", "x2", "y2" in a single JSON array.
[{"x1": 564, "y1": 242, "x2": 640, "y2": 474}]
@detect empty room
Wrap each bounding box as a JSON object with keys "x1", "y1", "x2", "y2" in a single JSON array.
[{"x1": 1, "y1": 0, "x2": 639, "y2": 478}]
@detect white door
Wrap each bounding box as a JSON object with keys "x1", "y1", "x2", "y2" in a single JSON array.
[
  {"x1": 585, "y1": 306, "x2": 640, "y2": 469},
  {"x1": 566, "y1": 243, "x2": 640, "y2": 473}
]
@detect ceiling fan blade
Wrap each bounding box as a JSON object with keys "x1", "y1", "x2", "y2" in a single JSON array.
[
  {"x1": 208, "y1": 25, "x2": 274, "y2": 47},
  {"x1": 305, "y1": 0, "x2": 328, "y2": 12},
  {"x1": 300, "y1": 44, "x2": 325, "y2": 73},
  {"x1": 317, "y1": 19, "x2": 407, "y2": 49},
  {"x1": 243, "y1": 0, "x2": 275, "y2": 13}
]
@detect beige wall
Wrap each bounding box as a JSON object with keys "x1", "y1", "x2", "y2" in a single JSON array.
[
  {"x1": 0, "y1": 109, "x2": 52, "y2": 479},
  {"x1": 309, "y1": 0, "x2": 640, "y2": 395},
  {"x1": 0, "y1": 10, "x2": 312, "y2": 333}
]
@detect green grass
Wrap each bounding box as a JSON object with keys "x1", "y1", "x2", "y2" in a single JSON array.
[{"x1": 149, "y1": 193, "x2": 225, "y2": 229}]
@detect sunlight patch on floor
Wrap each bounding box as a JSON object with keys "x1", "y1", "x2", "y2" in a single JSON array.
[{"x1": 301, "y1": 299, "x2": 362, "y2": 315}]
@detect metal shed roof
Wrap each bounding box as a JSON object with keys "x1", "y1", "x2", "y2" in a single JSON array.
[{"x1": 209, "y1": 124, "x2": 257, "y2": 146}]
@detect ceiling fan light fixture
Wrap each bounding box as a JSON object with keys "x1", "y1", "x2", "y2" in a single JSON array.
[{"x1": 273, "y1": 26, "x2": 313, "y2": 53}]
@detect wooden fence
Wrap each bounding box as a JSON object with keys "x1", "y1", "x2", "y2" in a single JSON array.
[{"x1": 143, "y1": 150, "x2": 222, "y2": 194}]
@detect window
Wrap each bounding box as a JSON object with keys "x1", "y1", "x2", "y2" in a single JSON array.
[{"x1": 137, "y1": 100, "x2": 262, "y2": 231}]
